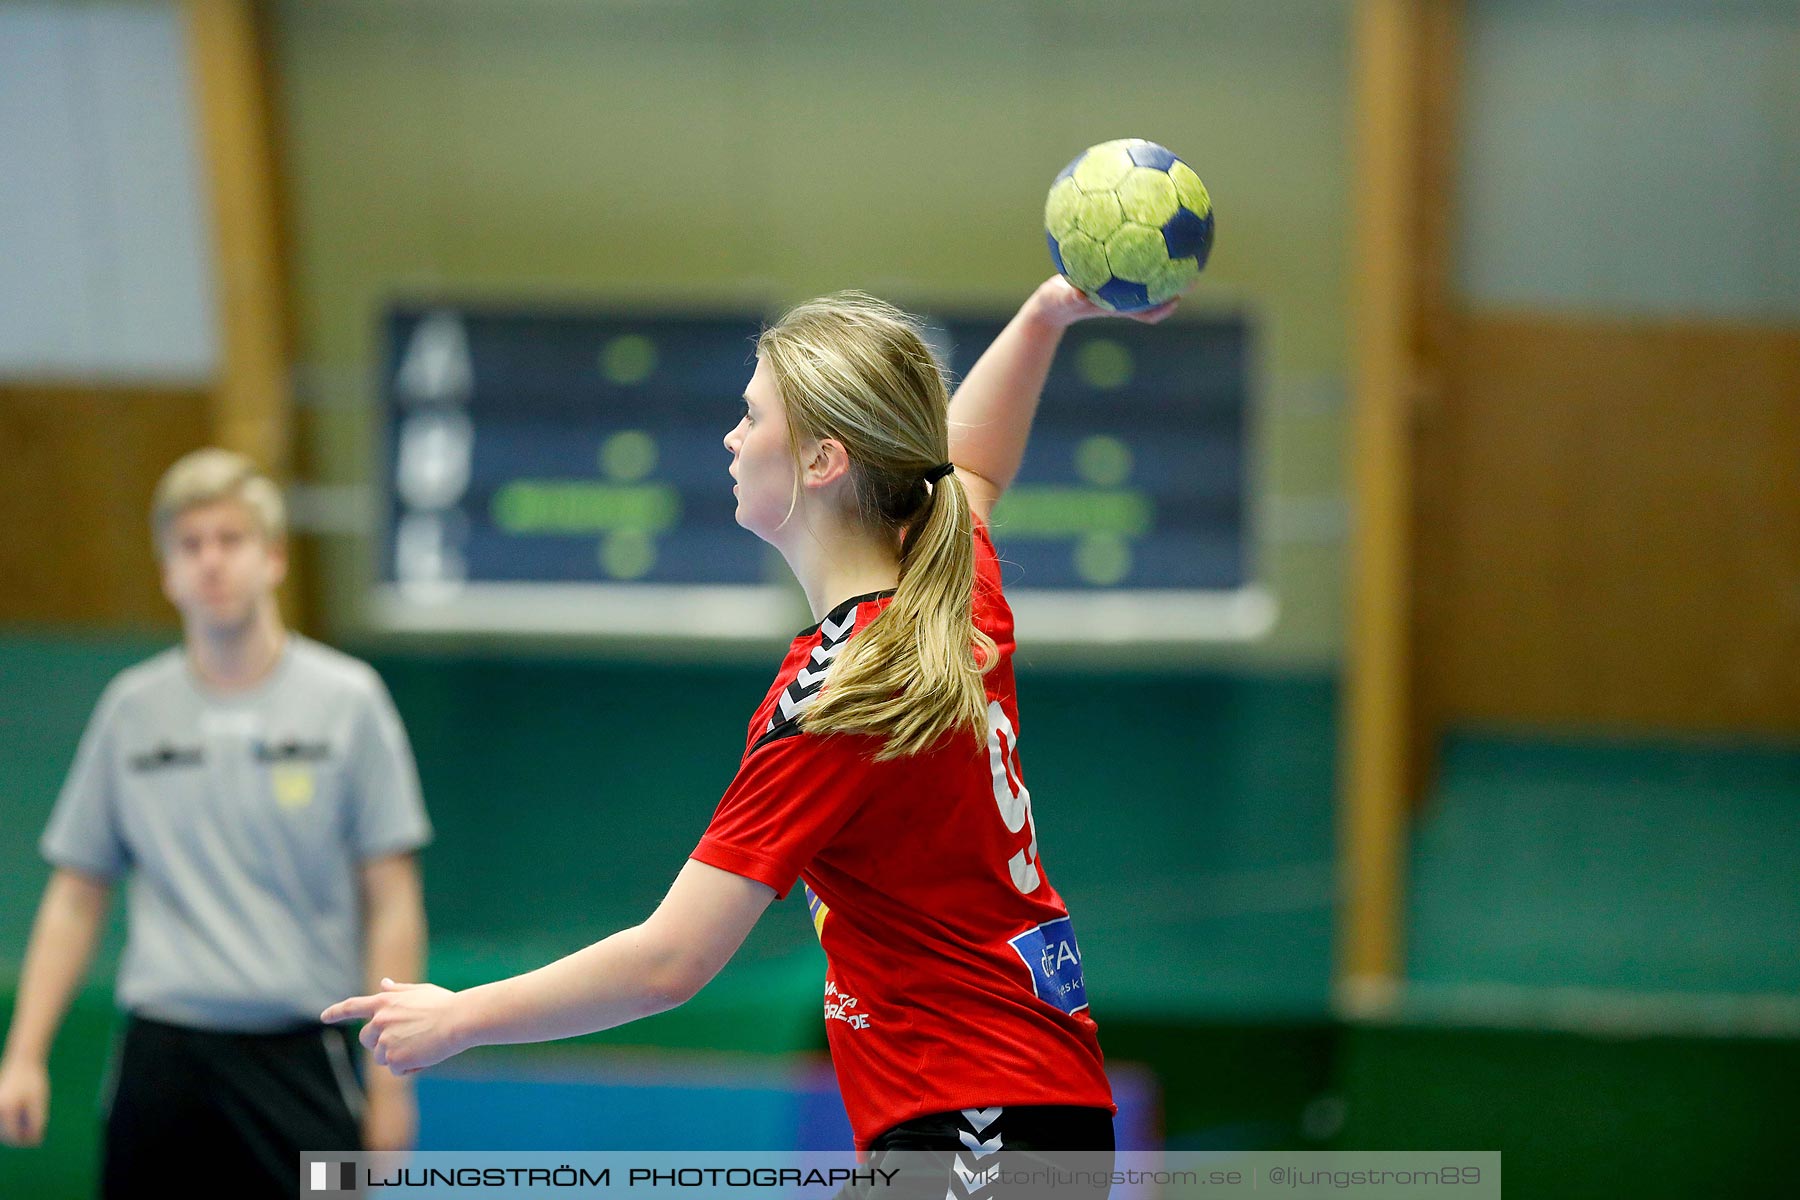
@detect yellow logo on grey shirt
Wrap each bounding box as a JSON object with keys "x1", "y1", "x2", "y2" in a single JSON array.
[{"x1": 271, "y1": 764, "x2": 315, "y2": 810}]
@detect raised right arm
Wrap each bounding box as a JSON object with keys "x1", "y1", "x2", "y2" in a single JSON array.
[{"x1": 946, "y1": 276, "x2": 1175, "y2": 524}]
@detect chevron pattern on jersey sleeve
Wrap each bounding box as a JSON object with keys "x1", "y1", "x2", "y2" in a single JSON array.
[{"x1": 752, "y1": 607, "x2": 859, "y2": 751}]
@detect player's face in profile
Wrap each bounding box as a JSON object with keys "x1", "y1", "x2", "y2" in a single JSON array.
[
  {"x1": 723, "y1": 357, "x2": 800, "y2": 542},
  {"x1": 160, "y1": 499, "x2": 286, "y2": 633}
]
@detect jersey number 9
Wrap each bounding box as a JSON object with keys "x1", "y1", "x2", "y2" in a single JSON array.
[{"x1": 985, "y1": 700, "x2": 1042, "y2": 894}]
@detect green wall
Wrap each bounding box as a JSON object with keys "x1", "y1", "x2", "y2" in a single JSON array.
[
  {"x1": 10, "y1": 637, "x2": 1800, "y2": 1196},
  {"x1": 0, "y1": 635, "x2": 1339, "y2": 1017},
  {"x1": 1, "y1": 632, "x2": 1338, "y2": 1194},
  {"x1": 1410, "y1": 734, "x2": 1800, "y2": 997},
  {"x1": 1337, "y1": 1024, "x2": 1800, "y2": 1197}
]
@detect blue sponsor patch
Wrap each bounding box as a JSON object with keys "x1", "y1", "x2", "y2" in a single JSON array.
[{"x1": 1008, "y1": 916, "x2": 1088, "y2": 1015}]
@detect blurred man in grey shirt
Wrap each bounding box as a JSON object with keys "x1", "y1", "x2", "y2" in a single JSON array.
[{"x1": 0, "y1": 449, "x2": 432, "y2": 1197}]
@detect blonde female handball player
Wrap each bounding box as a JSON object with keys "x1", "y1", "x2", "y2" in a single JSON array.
[{"x1": 323, "y1": 277, "x2": 1174, "y2": 1169}]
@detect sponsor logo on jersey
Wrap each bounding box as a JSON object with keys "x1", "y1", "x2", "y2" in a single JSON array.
[
  {"x1": 253, "y1": 739, "x2": 334, "y2": 763},
  {"x1": 1006, "y1": 915, "x2": 1088, "y2": 1015},
  {"x1": 824, "y1": 979, "x2": 872, "y2": 1030},
  {"x1": 127, "y1": 743, "x2": 205, "y2": 771},
  {"x1": 271, "y1": 764, "x2": 316, "y2": 811}
]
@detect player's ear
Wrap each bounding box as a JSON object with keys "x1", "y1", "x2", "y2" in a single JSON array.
[{"x1": 802, "y1": 437, "x2": 853, "y2": 490}]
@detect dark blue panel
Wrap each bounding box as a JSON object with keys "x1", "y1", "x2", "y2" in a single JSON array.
[
  {"x1": 1053, "y1": 150, "x2": 1086, "y2": 182},
  {"x1": 1020, "y1": 432, "x2": 1245, "y2": 503},
  {"x1": 471, "y1": 424, "x2": 735, "y2": 490},
  {"x1": 1126, "y1": 141, "x2": 1178, "y2": 172},
  {"x1": 1046, "y1": 230, "x2": 1067, "y2": 276},
  {"x1": 385, "y1": 309, "x2": 762, "y2": 416},
  {"x1": 1162, "y1": 206, "x2": 1213, "y2": 262},
  {"x1": 382, "y1": 305, "x2": 1255, "y2": 601},
  {"x1": 997, "y1": 529, "x2": 1245, "y2": 590},
  {"x1": 1095, "y1": 276, "x2": 1153, "y2": 312}
]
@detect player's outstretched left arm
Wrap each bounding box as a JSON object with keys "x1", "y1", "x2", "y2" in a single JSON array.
[
  {"x1": 322, "y1": 860, "x2": 773, "y2": 1075},
  {"x1": 947, "y1": 276, "x2": 1175, "y2": 524}
]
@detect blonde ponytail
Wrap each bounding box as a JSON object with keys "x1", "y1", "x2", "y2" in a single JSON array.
[
  {"x1": 803, "y1": 467, "x2": 996, "y2": 760},
  {"x1": 756, "y1": 292, "x2": 996, "y2": 760}
]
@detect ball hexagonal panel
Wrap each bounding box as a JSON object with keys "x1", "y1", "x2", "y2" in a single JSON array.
[
  {"x1": 1105, "y1": 223, "x2": 1169, "y2": 284},
  {"x1": 1115, "y1": 167, "x2": 1180, "y2": 228},
  {"x1": 1144, "y1": 254, "x2": 1202, "y2": 304},
  {"x1": 1169, "y1": 160, "x2": 1211, "y2": 218},
  {"x1": 1071, "y1": 140, "x2": 1136, "y2": 192},
  {"x1": 1095, "y1": 277, "x2": 1152, "y2": 312},
  {"x1": 1161, "y1": 206, "x2": 1212, "y2": 262},
  {"x1": 1074, "y1": 190, "x2": 1126, "y2": 240},
  {"x1": 1055, "y1": 231, "x2": 1111, "y2": 292},
  {"x1": 1126, "y1": 142, "x2": 1178, "y2": 172},
  {"x1": 1044, "y1": 176, "x2": 1083, "y2": 243}
]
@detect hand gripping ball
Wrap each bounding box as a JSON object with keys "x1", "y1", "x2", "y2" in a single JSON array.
[{"x1": 1045, "y1": 139, "x2": 1213, "y2": 312}]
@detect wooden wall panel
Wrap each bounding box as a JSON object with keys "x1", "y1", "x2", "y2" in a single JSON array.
[
  {"x1": 1419, "y1": 315, "x2": 1800, "y2": 735},
  {"x1": 0, "y1": 3, "x2": 311, "y2": 633},
  {"x1": 0, "y1": 386, "x2": 211, "y2": 627}
]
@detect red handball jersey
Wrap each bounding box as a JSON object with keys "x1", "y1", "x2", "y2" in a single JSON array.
[{"x1": 691, "y1": 520, "x2": 1114, "y2": 1148}]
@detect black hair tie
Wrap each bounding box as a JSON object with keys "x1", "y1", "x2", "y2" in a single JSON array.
[{"x1": 923, "y1": 462, "x2": 955, "y2": 484}]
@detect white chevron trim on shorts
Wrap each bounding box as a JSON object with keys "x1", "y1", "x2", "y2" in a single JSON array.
[
  {"x1": 959, "y1": 1127, "x2": 1004, "y2": 1158},
  {"x1": 943, "y1": 1106, "x2": 1005, "y2": 1199},
  {"x1": 963, "y1": 1105, "x2": 1003, "y2": 1133},
  {"x1": 949, "y1": 1153, "x2": 995, "y2": 1200}
]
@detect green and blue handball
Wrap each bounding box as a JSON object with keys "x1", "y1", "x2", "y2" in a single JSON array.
[{"x1": 1045, "y1": 138, "x2": 1214, "y2": 313}]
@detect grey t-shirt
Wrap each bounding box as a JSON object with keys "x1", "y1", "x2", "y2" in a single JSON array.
[{"x1": 40, "y1": 635, "x2": 432, "y2": 1032}]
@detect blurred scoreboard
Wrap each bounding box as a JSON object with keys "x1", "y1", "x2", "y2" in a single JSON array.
[{"x1": 372, "y1": 305, "x2": 1271, "y2": 644}]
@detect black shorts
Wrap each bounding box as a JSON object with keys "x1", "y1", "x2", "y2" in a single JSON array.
[
  {"x1": 849, "y1": 1105, "x2": 1116, "y2": 1200},
  {"x1": 101, "y1": 1013, "x2": 365, "y2": 1200}
]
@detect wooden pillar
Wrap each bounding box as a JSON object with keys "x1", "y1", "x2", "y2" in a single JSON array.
[{"x1": 1338, "y1": 0, "x2": 1462, "y2": 1013}]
